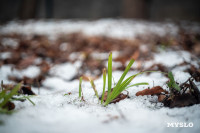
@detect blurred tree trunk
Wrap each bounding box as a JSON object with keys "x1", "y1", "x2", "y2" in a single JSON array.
[
  {"x1": 19, "y1": 0, "x2": 38, "y2": 19},
  {"x1": 45, "y1": 0, "x2": 53, "y2": 18},
  {"x1": 122, "y1": 0, "x2": 148, "y2": 19}
]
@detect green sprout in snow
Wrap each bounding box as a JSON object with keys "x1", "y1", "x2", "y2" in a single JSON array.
[
  {"x1": 79, "y1": 52, "x2": 149, "y2": 106},
  {"x1": 0, "y1": 83, "x2": 35, "y2": 114},
  {"x1": 79, "y1": 77, "x2": 83, "y2": 98},
  {"x1": 103, "y1": 52, "x2": 149, "y2": 106}
]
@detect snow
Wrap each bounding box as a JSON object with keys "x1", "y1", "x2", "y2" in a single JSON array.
[
  {"x1": 42, "y1": 77, "x2": 77, "y2": 90},
  {"x1": 0, "y1": 52, "x2": 12, "y2": 59},
  {"x1": 1, "y1": 38, "x2": 19, "y2": 48},
  {"x1": 69, "y1": 52, "x2": 86, "y2": 61},
  {"x1": 0, "y1": 50, "x2": 200, "y2": 133},
  {"x1": 0, "y1": 65, "x2": 41, "y2": 83},
  {"x1": 21, "y1": 66, "x2": 41, "y2": 78},
  {"x1": 91, "y1": 51, "x2": 120, "y2": 60},
  {"x1": 0, "y1": 20, "x2": 200, "y2": 133},
  {"x1": 59, "y1": 42, "x2": 69, "y2": 51},
  {"x1": 172, "y1": 71, "x2": 191, "y2": 83},
  {"x1": 0, "y1": 19, "x2": 179, "y2": 39},
  {"x1": 154, "y1": 50, "x2": 191, "y2": 67},
  {"x1": 1, "y1": 81, "x2": 199, "y2": 133},
  {"x1": 49, "y1": 63, "x2": 77, "y2": 81}
]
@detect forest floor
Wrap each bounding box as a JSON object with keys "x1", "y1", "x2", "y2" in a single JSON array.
[{"x1": 0, "y1": 19, "x2": 200, "y2": 133}]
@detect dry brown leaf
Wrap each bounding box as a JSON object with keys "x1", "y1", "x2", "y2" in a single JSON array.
[
  {"x1": 158, "y1": 94, "x2": 167, "y2": 102},
  {"x1": 100, "y1": 90, "x2": 128, "y2": 104},
  {"x1": 136, "y1": 86, "x2": 168, "y2": 96}
]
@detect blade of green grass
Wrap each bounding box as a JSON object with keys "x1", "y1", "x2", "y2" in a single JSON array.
[
  {"x1": 113, "y1": 59, "x2": 135, "y2": 90},
  {"x1": 0, "y1": 83, "x2": 21, "y2": 108},
  {"x1": 109, "y1": 75, "x2": 138, "y2": 104},
  {"x1": 14, "y1": 96, "x2": 36, "y2": 106},
  {"x1": 107, "y1": 52, "x2": 112, "y2": 98},
  {"x1": 0, "y1": 90, "x2": 6, "y2": 100},
  {"x1": 1, "y1": 80, "x2": 3, "y2": 91},
  {"x1": 167, "y1": 72, "x2": 180, "y2": 91},
  {"x1": 126, "y1": 82, "x2": 149, "y2": 88},
  {"x1": 111, "y1": 76, "x2": 135, "y2": 103},
  {"x1": 18, "y1": 95, "x2": 36, "y2": 106},
  {"x1": 168, "y1": 72, "x2": 174, "y2": 87},
  {"x1": 109, "y1": 75, "x2": 135, "y2": 101},
  {"x1": 79, "y1": 77, "x2": 83, "y2": 98},
  {"x1": 101, "y1": 68, "x2": 106, "y2": 104},
  {"x1": 25, "y1": 96, "x2": 35, "y2": 106},
  {"x1": 119, "y1": 75, "x2": 135, "y2": 90}
]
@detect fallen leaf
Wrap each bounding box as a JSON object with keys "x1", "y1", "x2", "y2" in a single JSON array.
[
  {"x1": 136, "y1": 86, "x2": 168, "y2": 96},
  {"x1": 2, "y1": 101, "x2": 15, "y2": 110},
  {"x1": 100, "y1": 90, "x2": 128, "y2": 104},
  {"x1": 158, "y1": 94, "x2": 167, "y2": 102}
]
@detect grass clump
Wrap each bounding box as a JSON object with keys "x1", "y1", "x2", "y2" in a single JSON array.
[
  {"x1": 0, "y1": 83, "x2": 35, "y2": 114},
  {"x1": 167, "y1": 72, "x2": 181, "y2": 92},
  {"x1": 0, "y1": 83, "x2": 21, "y2": 113},
  {"x1": 78, "y1": 52, "x2": 149, "y2": 106},
  {"x1": 103, "y1": 53, "x2": 149, "y2": 106}
]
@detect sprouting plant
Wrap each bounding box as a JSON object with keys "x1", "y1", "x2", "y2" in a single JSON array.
[
  {"x1": 78, "y1": 52, "x2": 149, "y2": 106},
  {"x1": 89, "y1": 78, "x2": 99, "y2": 100},
  {"x1": 167, "y1": 72, "x2": 181, "y2": 98},
  {"x1": 103, "y1": 53, "x2": 149, "y2": 106},
  {"x1": 79, "y1": 77, "x2": 83, "y2": 98},
  {"x1": 0, "y1": 83, "x2": 36, "y2": 114},
  {"x1": 167, "y1": 72, "x2": 181, "y2": 91},
  {"x1": 107, "y1": 52, "x2": 112, "y2": 99},
  {"x1": 0, "y1": 83, "x2": 21, "y2": 111},
  {"x1": 101, "y1": 68, "x2": 106, "y2": 104}
]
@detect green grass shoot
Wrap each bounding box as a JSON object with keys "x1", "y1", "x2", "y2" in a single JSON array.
[
  {"x1": 79, "y1": 77, "x2": 83, "y2": 98},
  {"x1": 11, "y1": 95, "x2": 36, "y2": 106},
  {"x1": 26, "y1": 96, "x2": 35, "y2": 106},
  {"x1": 76, "y1": 52, "x2": 150, "y2": 106},
  {"x1": 0, "y1": 83, "x2": 21, "y2": 108},
  {"x1": 0, "y1": 83, "x2": 36, "y2": 112},
  {"x1": 167, "y1": 71, "x2": 181, "y2": 91},
  {"x1": 101, "y1": 68, "x2": 106, "y2": 104},
  {"x1": 1, "y1": 80, "x2": 3, "y2": 91},
  {"x1": 107, "y1": 52, "x2": 112, "y2": 98},
  {"x1": 104, "y1": 52, "x2": 149, "y2": 106}
]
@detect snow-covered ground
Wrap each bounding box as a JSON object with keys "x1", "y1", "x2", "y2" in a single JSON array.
[
  {"x1": 0, "y1": 19, "x2": 200, "y2": 133},
  {"x1": 0, "y1": 19, "x2": 179, "y2": 39}
]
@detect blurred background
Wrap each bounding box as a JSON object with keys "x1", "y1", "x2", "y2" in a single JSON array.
[{"x1": 0, "y1": 0, "x2": 200, "y2": 22}]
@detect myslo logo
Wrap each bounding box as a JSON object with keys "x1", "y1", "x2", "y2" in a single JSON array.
[{"x1": 167, "y1": 122, "x2": 193, "y2": 127}]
